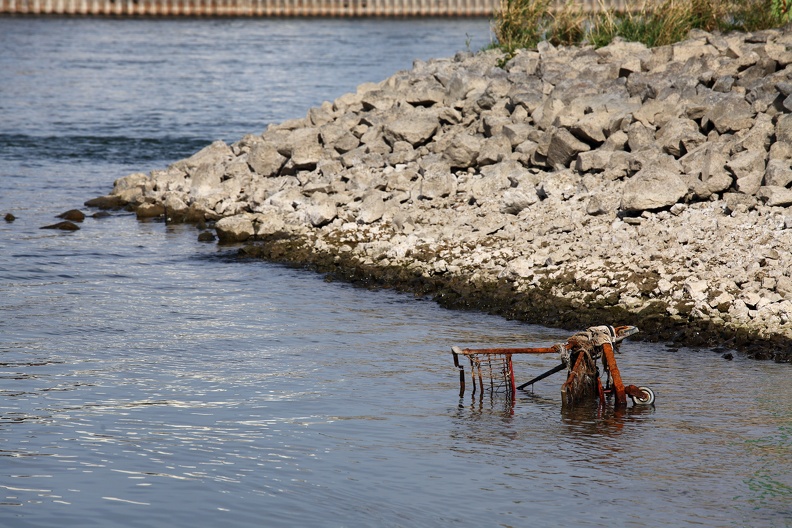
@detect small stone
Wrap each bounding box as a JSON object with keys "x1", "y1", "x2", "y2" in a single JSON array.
[
  {"x1": 197, "y1": 231, "x2": 216, "y2": 242},
  {"x1": 57, "y1": 209, "x2": 85, "y2": 222},
  {"x1": 4, "y1": 213, "x2": 15, "y2": 222}
]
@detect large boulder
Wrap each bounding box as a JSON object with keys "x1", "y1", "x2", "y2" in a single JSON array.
[
  {"x1": 620, "y1": 166, "x2": 688, "y2": 212},
  {"x1": 248, "y1": 142, "x2": 287, "y2": 177},
  {"x1": 215, "y1": 214, "x2": 254, "y2": 243},
  {"x1": 383, "y1": 115, "x2": 439, "y2": 147},
  {"x1": 417, "y1": 156, "x2": 456, "y2": 200},
  {"x1": 443, "y1": 133, "x2": 483, "y2": 169},
  {"x1": 547, "y1": 128, "x2": 590, "y2": 169},
  {"x1": 305, "y1": 193, "x2": 337, "y2": 227}
]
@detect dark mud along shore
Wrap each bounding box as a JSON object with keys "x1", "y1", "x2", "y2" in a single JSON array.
[{"x1": 87, "y1": 30, "x2": 792, "y2": 362}]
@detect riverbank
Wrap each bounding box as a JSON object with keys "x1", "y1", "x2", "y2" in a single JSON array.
[{"x1": 88, "y1": 28, "x2": 792, "y2": 361}]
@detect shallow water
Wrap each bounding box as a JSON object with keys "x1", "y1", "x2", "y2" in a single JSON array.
[{"x1": 1, "y1": 17, "x2": 791, "y2": 527}]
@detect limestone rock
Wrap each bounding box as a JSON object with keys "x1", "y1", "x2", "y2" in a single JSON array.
[
  {"x1": 621, "y1": 166, "x2": 688, "y2": 211},
  {"x1": 757, "y1": 186, "x2": 792, "y2": 207},
  {"x1": 248, "y1": 142, "x2": 287, "y2": 177},
  {"x1": 216, "y1": 214, "x2": 254, "y2": 243},
  {"x1": 728, "y1": 150, "x2": 766, "y2": 195},
  {"x1": 305, "y1": 193, "x2": 337, "y2": 227},
  {"x1": 383, "y1": 115, "x2": 439, "y2": 147},
  {"x1": 547, "y1": 128, "x2": 590, "y2": 169},
  {"x1": 417, "y1": 156, "x2": 456, "y2": 200},
  {"x1": 443, "y1": 133, "x2": 483, "y2": 169}
]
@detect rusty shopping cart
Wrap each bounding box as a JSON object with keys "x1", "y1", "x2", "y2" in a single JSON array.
[{"x1": 451, "y1": 325, "x2": 655, "y2": 407}]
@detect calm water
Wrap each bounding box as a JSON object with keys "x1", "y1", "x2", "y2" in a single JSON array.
[{"x1": 1, "y1": 17, "x2": 791, "y2": 527}]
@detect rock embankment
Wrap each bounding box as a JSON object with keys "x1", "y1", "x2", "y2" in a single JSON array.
[{"x1": 88, "y1": 29, "x2": 792, "y2": 361}]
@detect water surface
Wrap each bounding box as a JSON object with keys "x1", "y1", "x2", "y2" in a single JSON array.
[{"x1": 1, "y1": 17, "x2": 790, "y2": 527}]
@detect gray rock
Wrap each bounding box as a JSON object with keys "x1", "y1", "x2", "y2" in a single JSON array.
[
  {"x1": 471, "y1": 165, "x2": 512, "y2": 203},
  {"x1": 170, "y1": 140, "x2": 232, "y2": 174},
  {"x1": 113, "y1": 172, "x2": 149, "y2": 194},
  {"x1": 626, "y1": 121, "x2": 656, "y2": 152},
  {"x1": 443, "y1": 133, "x2": 483, "y2": 169},
  {"x1": 656, "y1": 117, "x2": 706, "y2": 157},
  {"x1": 765, "y1": 159, "x2": 792, "y2": 187},
  {"x1": 728, "y1": 150, "x2": 766, "y2": 195},
  {"x1": 570, "y1": 111, "x2": 612, "y2": 144},
  {"x1": 445, "y1": 70, "x2": 489, "y2": 103},
  {"x1": 776, "y1": 113, "x2": 792, "y2": 144},
  {"x1": 723, "y1": 192, "x2": 758, "y2": 213},
  {"x1": 404, "y1": 79, "x2": 446, "y2": 107},
  {"x1": 320, "y1": 123, "x2": 360, "y2": 153},
  {"x1": 704, "y1": 97, "x2": 755, "y2": 133},
  {"x1": 537, "y1": 170, "x2": 581, "y2": 201},
  {"x1": 547, "y1": 128, "x2": 590, "y2": 169},
  {"x1": 418, "y1": 156, "x2": 456, "y2": 200},
  {"x1": 304, "y1": 193, "x2": 338, "y2": 227},
  {"x1": 501, "y1": 123, "x2": 534, "y2": 148},
  {"x1": 357, "y1": 191, "x2": 390, "y2": 224},
  {"x1": 621, "y1": 166, "x2": 688, "y2": 211},
  {"x1": 477, "y1": 135, "x2": 512, "y2": 166},
  {"x1": 586, "y1": 195, "x2": 609, "y2": 216},
  {"x1": 215, "y1": 214, "x2": 254, "y2": 243},
  {"x1": 248, "y1": 142, "x2": 287, "y2": 177},
  {"x1": 501, "y1": 188, "x2": 538, "y2": 214},
  {"x1": 383, "y1": 115, "x2": 439, "y2": 147},
  {"x1": 190, "y1": 162, "x2": 224, "y2": 199},
  {"x1": 757, "y1": 186, "x2": 792, "y2": 207}
]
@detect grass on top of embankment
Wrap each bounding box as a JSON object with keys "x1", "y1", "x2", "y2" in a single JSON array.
[{"x1": 493, "y1": 0, "x2": 792, "y2": 56}]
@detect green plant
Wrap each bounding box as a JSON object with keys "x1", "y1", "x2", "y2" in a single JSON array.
[
  {"x1": 724, "y1": 0, "x2": 785, "y2": 31},
  {"x1": 492, "y1": 0, "x2": 791, "y2": 54},
  {"x1": 772, "y1": 0, "x2": 792, "y2": 23},
  {"x1": 492, "y1": 0, "x2": 553, "y2": 55},
  {"x1": 548, "y1": 1, "x2": 587, "y2": 46}
]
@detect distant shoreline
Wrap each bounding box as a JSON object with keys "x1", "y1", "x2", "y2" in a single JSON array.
[{"x1": 0, "y1": 0, "x2": 496, "y2": 18}]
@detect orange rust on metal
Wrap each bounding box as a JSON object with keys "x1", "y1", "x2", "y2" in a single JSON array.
[
  {"x1": 451, "y1": 324, "x2": 653, "y2": 408},
  {"x1": 454, "y1": 346, "x2": 561, "y2": 356},
  {"x1": 601, "y1": 341, "x2": 627, "y2": 405},
  {"x1": 624, "y1": 385, "x2": 649, "y2": 400}
]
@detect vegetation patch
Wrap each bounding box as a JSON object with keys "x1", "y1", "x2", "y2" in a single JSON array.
[{"x1": 493, "y1": 0, "x2": 791, "y2": 56}]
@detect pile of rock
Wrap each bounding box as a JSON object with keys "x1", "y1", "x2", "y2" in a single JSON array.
[{"x1": 87, "y1": 28, "x2": 792, "y2": 360}]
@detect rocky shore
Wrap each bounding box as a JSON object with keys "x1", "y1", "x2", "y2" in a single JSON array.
[{"x1": 87, "y1": 29, "x2": 792, "y2": 361}]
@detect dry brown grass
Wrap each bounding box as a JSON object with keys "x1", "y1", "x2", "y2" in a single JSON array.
[{"x1": 493, "y1": 0, "x2": 787, "y2": 54}]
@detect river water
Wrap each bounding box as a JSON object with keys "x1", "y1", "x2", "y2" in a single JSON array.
[{"x1": 1, "y1": 17, "x2": 790, "y2": 527}]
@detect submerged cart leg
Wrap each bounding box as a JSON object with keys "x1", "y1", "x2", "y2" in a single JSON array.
[
  {"x1": 601, "y1": 342, "x2": 627, "y2": 405},
  {"x1": 452, "y1": 347, "x2": 465, "y2": 397}
]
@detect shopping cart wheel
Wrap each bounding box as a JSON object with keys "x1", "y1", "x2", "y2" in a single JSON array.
[{"x1": 631, "y1": 386, "x2": 655, "y2": 405}]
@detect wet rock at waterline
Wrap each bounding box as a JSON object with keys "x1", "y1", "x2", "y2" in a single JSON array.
[
  {"x1": 41, "y1": 221, "x2": 80, "y2": 231},
  {"x1": 197, "y1": 231, "x2": 216, "y2": 242},
  {"x1": 4, "y1": 213, "x2": 15, "y2": 222},
  {"x1": 88, "y1": 29, "x2": 792, "y2": 361},
  {"x1": 57, "y1": 209, "x2": 86, "y2": 222}
]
